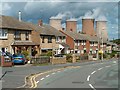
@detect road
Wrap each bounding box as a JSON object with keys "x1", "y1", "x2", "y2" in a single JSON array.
[
  {"x1": 35, "y1": 60, "x2": 118, "y2": 89},
  {"x1": 1, "y1": 59, "x2": 119, "y2": 89}
]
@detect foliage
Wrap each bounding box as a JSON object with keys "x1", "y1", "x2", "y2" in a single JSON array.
[
  {"x1": 46, "y1": 51, "x2": 52, "y2": 56},
  {"x1": 40, "y1": 51, "x2": 52, "y2": 57},
  {"x1": 32, "y1": 50, "x2": 37, "y2": 56},
  {"x1": 22, "y1": 50, "x2": 29, "y2": 58},
  {"x1": 110, "y1": 39, "x2": 120, "y2": 44},
  {"x1": 65, "y1": 54, "x2": 72, "y2": 62}
]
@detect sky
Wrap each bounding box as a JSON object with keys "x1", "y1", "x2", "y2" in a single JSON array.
[{"x1": 0, "y1": 0, "x2": 119, "y2": 40}]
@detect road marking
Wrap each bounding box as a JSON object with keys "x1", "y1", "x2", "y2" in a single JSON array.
[
  {"x1": 113, "y1": 61, "x2": 117, "y2": 63},
  {"x1": 52, "y1": 73, "x2": 55, "y2": 75},
  {"x1": 46, "y1": 75, "x2": 50, "y2": 77},
  {"x1": 40, "y1": 78, "x2": 45, "y2": 81},
  {"x1": 57, "y1": 71, "x2": 61, "y2": 73},
  {"x1": 98, "y1": 68, "x2": 103, "y2": 70},
  {"x1": 89, "y1": 84, "x2": 96, "y2": 90},
  {"x1": 87, "y1": 75, "x2": 91, "y2": 81},
  {"x1": 36, "y1": 81, "x2": 39, "y2": 83},
  {"x1": 91, "y1": 71, "x2": 96, "y2": 75},
  {"x1": 105, "y1": 65, "x2": 111, "y2": 68}
]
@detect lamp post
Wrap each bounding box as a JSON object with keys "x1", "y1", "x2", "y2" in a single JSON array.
[{"x1": 101, "y1": 27, "x2": 104, "y2": 61}]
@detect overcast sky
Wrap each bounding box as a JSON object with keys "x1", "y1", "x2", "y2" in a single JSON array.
[{"x1": 0, "y1": 0, "x2": 119, "y2": 40}]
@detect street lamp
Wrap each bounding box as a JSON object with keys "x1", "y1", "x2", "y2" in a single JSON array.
[{"x1": 101, "y1": 27, "x2": 105, "y2": 61}]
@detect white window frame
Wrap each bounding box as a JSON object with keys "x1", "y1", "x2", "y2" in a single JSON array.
[
  {"x1": 56, "y1": 36, "x2": 60, "y2": 42},
  {"x1": 0, "y1": 29, "x2": 8, "y2": 39}
]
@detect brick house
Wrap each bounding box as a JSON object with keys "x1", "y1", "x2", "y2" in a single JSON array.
[
  {"x1": 0, "y1": 15, "x2": 39, "y2": 56},
  {"x1": 60, "y1": 30, "x2": 99, "y2": 55},
  {"x1": 31, "y1": 20, "x2": 68, "y2": 55}
]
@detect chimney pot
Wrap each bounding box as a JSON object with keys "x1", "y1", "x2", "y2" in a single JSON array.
[
  {"x1": 19, "y1": 11, "x2": 22, "y2": 21},
  {"x1": 38, "y1": 20, "x2": 43, "y2": 26}
]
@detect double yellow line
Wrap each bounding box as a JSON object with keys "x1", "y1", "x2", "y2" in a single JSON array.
[{"x1": 27, "y1": 66, "x2": 81, "y2": 88}]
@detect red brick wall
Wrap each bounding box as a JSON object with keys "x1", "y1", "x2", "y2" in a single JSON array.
[
  {"x1": 60, "y1": 30, "x2": 74, "y2": 49},
  {"x1": 85, "y1": 40, "x2": 90, "y2": 53},
  {"x1": 66, "y1": 35, "x2": 74, "y2": 49}
]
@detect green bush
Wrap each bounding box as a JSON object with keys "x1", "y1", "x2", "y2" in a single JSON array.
[
  {"x1": 46, "y1": 51, "x2": 52, "y2": 56},
  {"x1": 107, "y1": 50, "x2": 118, "y2": 58},
  {"x1": 22, "y1": 50, "x2": 29, "y2": 58},
  {"x1": 66, "y1": 54, "x2": 72, "y2": 62},
  {"x1": 40, "y1": 51, "x2": 52, "y2": 57}
]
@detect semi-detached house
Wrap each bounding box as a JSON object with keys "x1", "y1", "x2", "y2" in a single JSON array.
[
  {"x1": 0, "y1": 15, "x2": 39, "y2": 56},
  {"x1": 0, "y1": 15, "x2": 69, "y2": 56},
  {"x1": 30, "y1": 20, "x2": 69, "y2": 55}
]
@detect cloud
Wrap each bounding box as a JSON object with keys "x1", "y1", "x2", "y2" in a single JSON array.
[
  {"x1": 1, "y1": 3, "x2": 11, "y2": 15},
  {"x1": 1, "y1": 1, "x2": 119, "y2": 39},
  {"x1": 50, "y1": 11, "x2": 72, "y2": 19}
]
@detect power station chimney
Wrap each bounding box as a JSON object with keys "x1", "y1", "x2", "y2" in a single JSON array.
[
  {"x1": 49, "y1": 17, "x2": 62, "y2": 30},
  {"x1": 96, "y1": 20, "x2": 108, "y2": 41},
  {"x1": 18, "y1": 11, "x2": 22, "y2": 22},
  {"x1": 82, "y1": 18, "x2": 96, "y2": 36},
  {"x1": 66, "y1": 18, "x2": 77, "y2": 32}
]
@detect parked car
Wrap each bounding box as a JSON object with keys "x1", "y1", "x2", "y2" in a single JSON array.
[{"x1": 12, "y1": 54, "x2": 27, "y2": 65}]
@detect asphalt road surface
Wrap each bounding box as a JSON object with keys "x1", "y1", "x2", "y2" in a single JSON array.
[
  {"x1": 35, "y1": 60, "x2": 118, "y2": 89},
  {"x1": 1, "y1": 59, "x2": 119, "y2": 89}
]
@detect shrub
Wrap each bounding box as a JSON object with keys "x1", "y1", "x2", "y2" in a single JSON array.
[
  {"x1": 66, "y1": 54, "x2": 72, "y2": 62},
  {"x1": 22, "y1": 50, "x2": 29, "y2": 58},
  {"x1": 46, "y1": 51, "x2": 52, "y2": 56}
]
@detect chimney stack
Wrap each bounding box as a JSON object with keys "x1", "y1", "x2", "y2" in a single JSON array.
[
  {"x1": 18, "y1": 11, "x2": 22, "y2": 22},
  {"x1": 38, "y1": 20, "x2": 43, "y2": 26}
]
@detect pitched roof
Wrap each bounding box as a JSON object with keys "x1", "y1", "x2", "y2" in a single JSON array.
[
  {"x1": 0, "y1": 15, "x2": 32, "y2": 30},
  {"x1": 63, "y1": 31, "x2": 86, "y2": 40},
  {"x1": 62, "y1": 30, "x2": 99, "y2": 41},
  {"x1": 27, "y1": 23, "x2": 65, "y2": 36},
  {"x1": 0, "y1": 15, "x2": 66, "y2": 36}
]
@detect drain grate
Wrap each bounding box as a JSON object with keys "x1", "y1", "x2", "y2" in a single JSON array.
[{"x1": 72, "y1": 81, "x2": 84, "y2": 84}]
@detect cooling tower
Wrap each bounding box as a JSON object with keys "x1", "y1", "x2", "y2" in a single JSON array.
[
  {"x1": 49, "y1": 17, "x2": 62, "y2": 30},
  {"x1": 82, "y1": 18, "x2": 96, "y2": 36},
  {"x1": 96, "y1": 21, "x2": 108, "y2": 41},
  {"x1": 66, "y1": 19, "x2": 77, "y2": 32}
]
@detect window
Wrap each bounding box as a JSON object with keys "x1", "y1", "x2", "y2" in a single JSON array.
[
  {"x1": 25, "y1": 31, "x2": 29, "y2": 40},
  {"x1": 14, "y1": 31, "x2": 21, "y2": 40},
  {"x1": 48, "y1": 36, "x2": 52, "y2": 43},
  {"x1": 81, "y1": 40, "x2": 86, "y2": 45},
  {"x1": 42, "y1": 36, "x2": 45, "y2": 43},
  {"x1": 56, "y1": 36, "x2": 59, "y2": 42},
  {"x1": 0, "y1": 29, "x2": 8, "y2": 39},
  {"x1": 62, "y1": 36, "x2": 66, "y2": 43}
]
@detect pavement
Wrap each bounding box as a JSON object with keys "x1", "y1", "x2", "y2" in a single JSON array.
[{"x1": 1, "y1": 58, "x2": 119, "y2": 89}]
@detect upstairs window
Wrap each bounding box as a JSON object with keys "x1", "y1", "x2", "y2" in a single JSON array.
[
  {"x1": 48, "y1": 36, "x2": 52, "y2": 43},
  {"x1": 14, "y1": 30, "x2": 21, "y2": 40},
  {"x1": 56, "y1": 36, "x2": 59, "y2": 42},
  {"x1": 0, "y1": 29, "x2": 8, "y2": 39},
  {"x1": 41, "y1": 36, "x2": 45, "y2": 43},
  {"x1": 25, "y1": 31, "x2": 29, "y2": 40}
]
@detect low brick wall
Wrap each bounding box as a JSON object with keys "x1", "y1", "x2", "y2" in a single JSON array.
[{"x1": 50, "y1": 57, "x2": 66, "y2": 65}]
